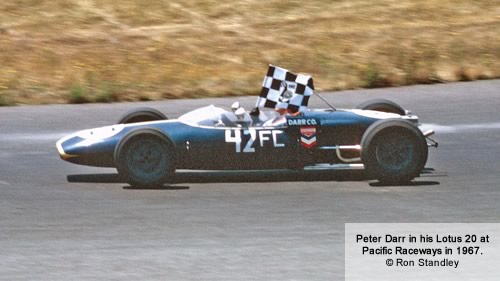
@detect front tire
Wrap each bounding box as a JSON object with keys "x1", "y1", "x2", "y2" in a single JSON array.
[
  {"x1": 118, "y1": 108, "x2": 167, "y2": 124},
  {"x1": 115, "y1": 130, "x2": 175, "y2": 188},
  {"x1": 361, "y1": 119, "x2": 428, "y2": 184}
]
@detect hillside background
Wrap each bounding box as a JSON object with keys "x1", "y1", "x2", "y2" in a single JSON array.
[{"x1": 0, "y1": 0, "x2": 499, "y2": 105}]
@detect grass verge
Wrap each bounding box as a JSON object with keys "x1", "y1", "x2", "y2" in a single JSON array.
[{"x1": 0, "y1": 0, "x2": 498, "y2": 105}]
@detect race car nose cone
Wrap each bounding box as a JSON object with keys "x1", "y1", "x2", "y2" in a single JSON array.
[{"x1": 56, "y1": 136, "x2": 80, "y2": 160}]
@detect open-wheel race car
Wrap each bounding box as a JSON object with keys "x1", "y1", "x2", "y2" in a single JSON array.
[{"x1": 57, "y1": 66, "x2": 437, "y2": 187}]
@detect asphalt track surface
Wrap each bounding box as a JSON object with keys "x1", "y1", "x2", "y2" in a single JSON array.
[{"x1": 1, "y1": 80, "x2": 499, "y2": 280}]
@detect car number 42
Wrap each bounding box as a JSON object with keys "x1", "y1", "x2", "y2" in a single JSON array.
[{"x1": 225, "y1": 129, "x2": 285, "y2": 153}]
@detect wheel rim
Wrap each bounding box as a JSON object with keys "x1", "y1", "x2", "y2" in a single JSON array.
[
  {"x1": 374, "y1": 131, "x2": 415, "y2": 172},
  {"x1": 124, "y1": 137, "x2": 167, "y2": 180}
]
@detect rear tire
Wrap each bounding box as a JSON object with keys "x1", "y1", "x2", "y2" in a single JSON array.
[
  {"x1": 361, "y1": 119, "x2": 427, "y2": 184},
  {"x1": 356, "y1": 99, "x2": 406, "y2": 115},
  {"x1": 114, "y1": 130, "x2": 175, "y2": 188},
  {"x1": 118, "y1": 108, "x2": 167, "y2": 124}
]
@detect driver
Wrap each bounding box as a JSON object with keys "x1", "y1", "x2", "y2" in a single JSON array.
[
  {"x1": 275, "y1": 107, "x2": 301, "y2": 117},
  {"x1": 261, "y1": 106, "x2": 301, "y2": 127},
  {"x1": 249, "y1": 107, "x2": 268, "y2": 126}
]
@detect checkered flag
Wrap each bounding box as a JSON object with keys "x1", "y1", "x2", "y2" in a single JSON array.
[{"x1": 256, "y1": 65, "x2": 314, "y2": 113}]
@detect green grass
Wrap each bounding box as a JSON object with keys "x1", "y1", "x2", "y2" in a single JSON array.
[
  {"x1": 68, "y1": 84, "x2": 91, "y2": 104},
  {"x1": 0, "y1": 93, "x2": 11, "y2": 106}
]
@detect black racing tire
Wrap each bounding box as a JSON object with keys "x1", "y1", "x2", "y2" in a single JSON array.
[
  {"x1": 361, "y1": 119, "x2": 428, "y2": 184},
  {"x1": 114, "y1": 129, "x2": 175, "y2": 188},
  {"x1": 118, "y1": 108, "x2": 167, "y2": 124},
  {"x1": 355, "y1": 99, "x2": 406, "y2": 115}
]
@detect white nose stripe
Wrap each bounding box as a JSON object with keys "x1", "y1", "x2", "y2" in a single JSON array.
[{"x1": 420, "y1": 122, "x2": 500, "y2": 134}]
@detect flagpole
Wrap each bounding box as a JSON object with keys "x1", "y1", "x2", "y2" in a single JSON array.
[{"x1": 314, "y1": 91, "x2": 337, "y2": 111}]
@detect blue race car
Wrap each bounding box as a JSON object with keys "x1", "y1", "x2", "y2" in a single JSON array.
[{"x1": 56, "y1": 99, "x2": 437, "y2": 187}]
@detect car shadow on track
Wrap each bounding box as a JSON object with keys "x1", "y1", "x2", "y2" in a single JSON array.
[
  {"x1": 67, "y1": 167, "x2": 442, "y2": 189},
  {"x1": 369, "y1": 181, "x2": 441, "y2": 187},
  {"x1": 368, "y1": 168, "x2": 442, "y2": 187},
  {"x1": 122, "y1": 185, "x2": 190, "y2": 190},
  {"x1": 66, "y1": 174, "x2": 190, "y2": 190}
]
